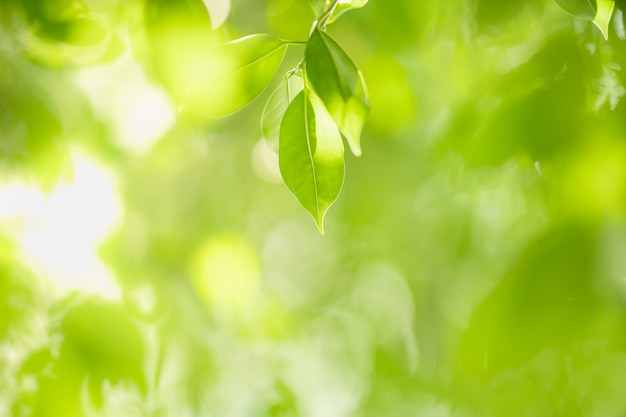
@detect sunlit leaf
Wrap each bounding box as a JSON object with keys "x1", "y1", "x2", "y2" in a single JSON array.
[
  {"x1": 554, "y1": 0, "x2": 596, "y2": 19},
  {"x1": 593, "y1": 0, "x2": 615, "y2": 39},
  {"x1": 310, "y1": 0, "x2": 329, "y2": 16},
  {"x1": 261, "y1": 74, "x2": 304, "y2": 152},
  {"x1": 305, "y1": 27, "x2": 369, "y2": 156},
  {"x1": 555, "y1": 0, "x2": 615, "y2": 39},
  {"x1": 279, "y1": 88, "x2": 344, "y2": 233},
  {"x1": 201, "y1": 34, "x2": 287, "y2": 117},
  {"x1": 328, "y1": 0, "x2": 369, "y2": 23}
]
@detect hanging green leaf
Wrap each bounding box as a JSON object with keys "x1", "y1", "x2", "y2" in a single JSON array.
[
  {"x1": 554, "y1": 0, "x2": 596, "y2": 19},
  {"x1": 261, "y1": 74, "x2": 304, "y2": 152},
  {"x1": 305, "y1": 27, "x2": 369, "y2": 156},
  {"x1": 279, "y1": 87, "x2": 345, "y2": 233},
  {"x1": 199, "y1": 34, "x2": 287, "y2": 117},
  {"x1": 593, "y1": 0, "x2": 615, "y2": 39}
]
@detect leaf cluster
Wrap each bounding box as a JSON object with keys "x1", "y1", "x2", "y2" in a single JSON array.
[{"x1": 212, "y1": 0, "x2": 371, "y2": 233}]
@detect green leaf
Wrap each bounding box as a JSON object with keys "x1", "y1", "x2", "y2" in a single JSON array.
[
  {"x1": 279, "y1": 88, "x2": 345, "y2": 233},
  {"x1": 554, "y1": 0, "x2": 596, "y2": 20},
  {"x1": 310, "y1": 0, "x2": 330, "y2": 17},
  {"x1": 201, "y1": 34, "x2": 287, "y2": 117},
  {"x1": 328, "y1": 0, "x2": 369, "y2": 23},
  {"x1": 593, "y1": 0, "x2": 615, "y2": 39},
  {"x1": 554, "y1": 0, "x2": 615, "y2": 39},
  {"x1": 261, "y1": 75, "x2": 304, "y2": 152},
  {"x1": 305, "y1": 27, "x2": 369, "y2": 156}
]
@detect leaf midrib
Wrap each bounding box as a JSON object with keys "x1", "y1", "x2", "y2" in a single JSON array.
[
  {"x1": 585, "y1": 0, "x2": 596, "y2": 14},
  {"x1": 303, "y1": 87, "x2": 321, "y2": 220},
  {"x1": 227, "y1": 43, "x2": 285, "y2": 79},
  {"x1": 317, "y1": 29, "x2": 352, "y2": 99}
]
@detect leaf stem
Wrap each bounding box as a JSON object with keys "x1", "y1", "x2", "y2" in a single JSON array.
[
  {"x1": 286, "y1": 59, "x2": 305, "y2": 79},
  {"x1": 318, "y1": 0, "x2": 340, "y2": 30}
]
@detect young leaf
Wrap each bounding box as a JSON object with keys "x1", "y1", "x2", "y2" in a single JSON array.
[
  {"x1": 593, "y1": 0, "x2": 615, "y2": 39},
  {"x1": 279, "y1": 88, "x2": 345, "y2": 233},
  {"x1": 554, "y1": 0, "x2": 596, "y2": 19},
  {"x1": 261, "y1": 75, "x2": 304, "y2": 152},
  {"x1": 305, "y1": 27, "x2": 369, "y2": 156},
  {"x1": 201, "y1": 34, "x2": 287, "y2": 118}
]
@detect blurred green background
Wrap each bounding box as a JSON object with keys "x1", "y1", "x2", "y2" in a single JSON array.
[{"x1": 3, "y1": 0, "x2": 626, "y2": 416}]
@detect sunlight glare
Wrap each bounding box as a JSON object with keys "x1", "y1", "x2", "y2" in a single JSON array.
[
  {"x1": 0, "y1": 151, "x2": 123, "y2": 299},
  {"x1": 75, "y1": 54, "x2": 176, "y2": 155}
]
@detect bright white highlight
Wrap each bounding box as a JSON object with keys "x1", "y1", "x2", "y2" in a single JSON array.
[
  {"x1": 203, "y1": 0, "x2": 231, "y2": 30},
  {"x1": 75, "y1": 53, "x2": 176, "y2": 155},
  {"x1": 0, "y1": 151, "x2": 123, "y2": 299},
  {"x1": 251, "y1": 139, "x2": 282, "y2": 184},
  {"x1": 113, "y1": 83, "x2": 176, "y2": 153}
]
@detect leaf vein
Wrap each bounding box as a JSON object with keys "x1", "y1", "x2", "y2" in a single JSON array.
[{"x1": 303, "y1": 86, "x2": 320, "y2": 219}]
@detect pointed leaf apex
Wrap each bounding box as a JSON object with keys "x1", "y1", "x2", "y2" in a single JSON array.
[
  {"x1": 316, "y1": 217, "x2": 326, "y2": 234},
  {"x1": 593, "y1": 0, "x2": 615, "y2": 40}
]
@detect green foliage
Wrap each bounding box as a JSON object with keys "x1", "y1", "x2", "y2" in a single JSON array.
[
  {"x1": 5, "y1": 1, "x2": 626, "y2": 417},
  {"x1": 325, "y1": 0, "x2": 369, "y2": 24},
  {"x1": 252, "y1": 0, "x2": 370, "y2": 230},
  {"x1": 305, "y1": 27, "x2": 370, "y2": 156},
  {"x1": 594, "y1": 0, "x2": 616, "y2": 39},
  {"x1": 261, "y1": 74, "x2": 304, "y2": 152},
  {"x1": 278, "y1": 87, "x2": 345, "y2": 233},
  {"x1": 202, "y1": 34, "x2": 287, "y2": 117},
  {"x1": 554, "y1": 0, "x2": 597, "y2": 19},
  {"x1": 554, "y1": 0, "x2": 616, "y2": 39}
]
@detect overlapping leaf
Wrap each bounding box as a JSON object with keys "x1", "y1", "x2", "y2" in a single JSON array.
[
  {"x1": 327, "y1": 0, "x2": 369, "y2": 24},
  {"x1": 593, "y1": 0, "x2": 615, "y2": 39},
  {"x1": 554, "y1": 0, "x2": 596, "y2": 19},
  {"x1": 144, "y1": 1, "x2": 286, "y2": 117},
  {"x1": 310, "y1": 0, "x2": 330, "y2": 17},
  {"x1": 305, "y1": 27, "x2": 369, "y2": 156},
  {"x1": 261, "y1": 75, "x2": 304, "y2": 152},
  {"x1": 203, "y1": 34, "x2": 287, "y2": 117},
  {"x1": 279, "y1": 88, "x2": 344, "y2": 233},
  {"x1": 554, "y1": 0, "x2": 615, "y2": 39}
]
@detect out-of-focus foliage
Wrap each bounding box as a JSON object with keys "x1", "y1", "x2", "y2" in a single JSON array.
[{"x1": 4, "y1": 0, "x2": 626, "y2": 416}]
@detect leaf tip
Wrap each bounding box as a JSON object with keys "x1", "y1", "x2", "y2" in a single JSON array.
[
  {"x1": 592, "y1": 20, "x2": 611, "y2": 40},
  {"x1": 314, "y1": 211, "x2": 326, "y2": 234},
  {"x1": 593, "y1": 0, "x2": 615, "y2": 40}
]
